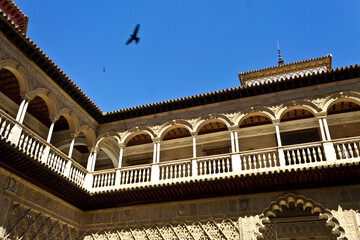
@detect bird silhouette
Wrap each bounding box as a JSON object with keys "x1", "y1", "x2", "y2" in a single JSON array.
[{"x1": 125, "y1": 24, "x2": 140, "y2": 45}]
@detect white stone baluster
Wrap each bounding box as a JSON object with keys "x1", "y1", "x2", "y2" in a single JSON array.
[
  {"x1": 26, "y1": 138, "x2": 32, "y2": 154},
  {"x1": 262, "y1": 154, "x2": 266, "y2": 168},
  {"x1": 306, "y1": 148, "x2": 311, "y2": 163},
  {"x1": 147, "y1": 168, "x2": 151, "y2": 181},
  {"x1": 34, "y1": 143, "x2": 40, "y2": 158},
  {"x1": 247, "y1": 155, "x2": 252, "y2": 170},
  {"x1": 121, "y1": 171, "x2": 125, "y2": 184},
  {"x1": 318, "y1": 147, "x2": 323, "y2": 161},
  {"x1": 273, "y1": 152, "x2": 277, "y2": 167},
  {"x1": 348, "y1": 143, "x2": 354, "y2": 158},
  {"x1": 354, "y1": 143, "x2": 359, "y2": 157},
  {"x1": 296, "y1": 149, "x2": 301, "y2": 164},
  {"x1": 170, "y1": 165, "x2": 174, "y2": 179},
  {"x1": 336, "y1": 145, "x2": 341, "y2": 159}
]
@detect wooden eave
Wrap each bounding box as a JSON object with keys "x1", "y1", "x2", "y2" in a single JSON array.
[
  {"x1": 1, "y1": 137, "x2": 360, "y2": 211},
  {"x1": 0, "y1": 11, "x2": 359, "y2": 124}
]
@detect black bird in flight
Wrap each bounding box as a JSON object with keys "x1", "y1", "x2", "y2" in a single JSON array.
[{"x1": 125, "y1": 24, "x2": 140, "y2": 45}]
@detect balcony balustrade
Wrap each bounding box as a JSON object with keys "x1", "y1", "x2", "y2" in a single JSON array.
[{"x1": 0, "y1": 109, "x2": 359, "y2": 193}]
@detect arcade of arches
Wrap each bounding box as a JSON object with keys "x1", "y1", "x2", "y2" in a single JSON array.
[{"x1": 2, "y1": 69, "x2": 360, "y2": 172}]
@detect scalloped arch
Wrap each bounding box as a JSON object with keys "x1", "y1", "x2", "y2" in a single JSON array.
[
  {"x1": 254, "y1": 193, "x2": 346, "y2": 239},
  {"x1": 157, "y1": 120, "x2": 193, "y2": 140},
  {"x1": 276, "y1": 100, "x2": 321, "y2": 120},
  {"x1": 194, "y1": 114, "x2": 232, "y2": 134},
  {"x1": 0, "y1": 59, "x2": 32, "y2": 95},
  {"x1": 95, "y1": 131, "x2": 122, "y2": 149},
  {"x1": 234, "y1": 107, "x2": 276, "y2": 126},
  {"x1": 322, "y1": 91, "x2": 360, "y2": 112},
  {"x1": 121, "y1": 126, "x2": 156, "y2": 145}
]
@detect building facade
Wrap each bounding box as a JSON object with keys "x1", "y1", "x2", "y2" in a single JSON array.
[{"x1": 0, "y1": 1, "x2": 359, "y2": 239}]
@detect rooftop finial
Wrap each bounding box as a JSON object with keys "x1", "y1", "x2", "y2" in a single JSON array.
[{"x1": 277, "y1": 41, "x2": 284, "y2": 65}]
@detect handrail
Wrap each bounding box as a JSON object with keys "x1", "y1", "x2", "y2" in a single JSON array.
[
  {"x1": 330, "y1": 136, "x2": 360, "y2": 143},
  {"x1": 281, "y1": 141, "x2": 322, "y2": 150},
  {"x1": 0, "y1": 109, "x2": 88, "y2": 172}
]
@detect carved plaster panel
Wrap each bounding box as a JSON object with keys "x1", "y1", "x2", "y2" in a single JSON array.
[
  {"x1": 4, "y1": 202, "x2": 80, "y2": 240},
  {"x1": 81, "y1": 219, "x2": 240, "y2": 240},
  {"x1": 331, "y1": 207, "x2": 360, "y2": 240}
]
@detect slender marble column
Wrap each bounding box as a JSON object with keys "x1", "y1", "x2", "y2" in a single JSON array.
[
  {"x1": 273, "y1": 120, "x2": 285, "y2": 166},
  {"x1": 191, "y1": 132, "x2": 197, "y2": 158},
  {"x1": 46, "y1": 119, "x2": 57, "y2": 143},
  {"x1": 90, "y1": 149, "x2": 99, "y2": 172},
  {"x1": 234, "y1": 130, "x2": 239, "y2": 152},
  {"x1": 273, "y1": 120, "x2": 282, "y2": 147},
  {"x1": 86, "y1": 151, "x2": 93, "y2": 171},
  {"x1": 19, "y1": 100, "x2": 29, "y2": 124},
  {"x1": 68, "y1": 134, "x2": 77, "y2": 158},
  {"x1": 230, "y1": 130, "x2": 235, "y2": 153},
  {"x1": 118, "y1": 144, "x2": 124, "y2": 168},
  {"x1": 153, "y1": 142, "x2": 157, "y2": 163},
  {"x1": 15, "y1": 98, "x2": 27, "y2": 121},
  {"x1": 156, "y1": 142, "x2": 160, "y2": 163},
  {"x1": 322, "y1": 117, "x2": 331, "y2": 140},
  {"x1": 318, "y1": 118, "x2": 326, "y2": 141}
]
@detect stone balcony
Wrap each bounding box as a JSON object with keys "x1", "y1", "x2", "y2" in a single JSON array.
[{"x1": 1, "y1": 107, "x2": 359, "y2": 198}]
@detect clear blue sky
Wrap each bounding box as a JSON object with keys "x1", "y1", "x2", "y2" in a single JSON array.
[{"x1": 15, "y1": 0, "x2": 360, "y2": 112}]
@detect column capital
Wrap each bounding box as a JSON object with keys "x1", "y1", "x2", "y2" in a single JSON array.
[
  {"x1": 89, "y1": 147, "x2": 100, "y2": 153},
  {"x1": 272, "y1": 119, "x2": 280, "y2": 125},
  {"x1": 49, "y1": 117, "x2": 58, "y2": 123},
  {"x1": 190, "y1": 131, "x2": 197, "y2": 137},
  {"x1": 315, "y1": 112, "x2": 327, "y2": 118},
  {"x1": 152, "y1": 137, "x2": 161, "y2": 144},
  {"x1": 228, "y1": 125, "x2": 239, "y2": 131},
  {"x1": 20, "y1": 94, "x2": 31, "y2": 102},
  {"x1": 70, "y1": 133, "x2": 78, "y2": 139},
  {"x1": 118, "y1": 143, "x2": 125, "y2": 149}
]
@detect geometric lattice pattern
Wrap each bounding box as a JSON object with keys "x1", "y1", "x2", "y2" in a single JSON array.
[
  {"x1": 3, "y1": 202, "x2": 240, "y2": 240},
  {"x1": 81, "y1": 219, "x2": 240, "y2": 240},
  {"x1": 5, "y1": 202, "x2": 80, "y2": 240},
  {"x1": 263, "y1": 220, "x2": 336, "y2": 240}
]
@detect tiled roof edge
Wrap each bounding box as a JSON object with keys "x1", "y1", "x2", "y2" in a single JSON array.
[
  {"x1": 103, "y1": 64, "x2": 359, "y2": 118},
  {"x1": 238, "y1": 54, "x2": 332, "y2": 76},
  {"x1": 8, "y1": 0, "x2": 28, "y2": 20}
]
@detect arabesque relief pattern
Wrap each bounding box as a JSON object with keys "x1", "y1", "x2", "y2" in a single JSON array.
[
  {"x1": 4, "y1": 202, "x2": 240, "y2": 240},
  {"x1": 4, "y1": 202, "x2": 81, "y2": 240},
  {"x1": 82, "y1": 219, "x2": 239, "y2": 240}
]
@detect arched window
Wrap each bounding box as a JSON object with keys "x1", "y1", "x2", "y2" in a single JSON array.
[
  {"x1": 197, "y1": 120, "x2": 230, "y2": 156},
  {"x1": 160, "y1": 126, "x2": 192, "y2": 161},
  {"x1": 123, "y1": 132, "x2": 153, "y2": 167},
  {"x1": 238, "y1": 114, "x2": 275, "y2": 151}
]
